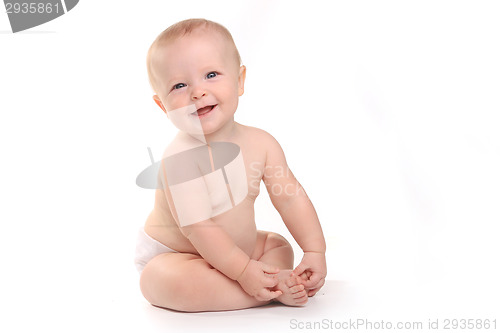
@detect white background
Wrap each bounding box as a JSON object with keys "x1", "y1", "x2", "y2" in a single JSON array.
[{"x1": 1, "y1": 1, "x2": 499, "y2": 332}]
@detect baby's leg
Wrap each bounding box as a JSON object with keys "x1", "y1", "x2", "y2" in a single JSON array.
[
  {"x1": 140, "y1": 252, "x2": 270, "y2": 312},
  {"x1": 140, "y1": 231, "x2": 305, "y2": 311}
]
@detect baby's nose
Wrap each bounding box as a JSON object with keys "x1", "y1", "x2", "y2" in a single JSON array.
[{"x1": 191, "y1": 86, "x2": 207, "y2": 100}]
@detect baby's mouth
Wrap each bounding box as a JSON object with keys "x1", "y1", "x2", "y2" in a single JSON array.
[{"x1": 193, "y1": 105, "x2": 216, "y2": 117}]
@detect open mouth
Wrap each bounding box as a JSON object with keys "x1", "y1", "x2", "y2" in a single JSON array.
[{"x1": 192, "y1": 105, "x2": 216, "y2": 118}]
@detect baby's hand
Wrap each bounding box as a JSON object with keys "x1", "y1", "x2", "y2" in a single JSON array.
[
  {"x1": 293, "y1": 251, "x2": 327, "y2": 297},
  {"x1": 236, "y1": 259, "x2": 282, "y2": 301}
]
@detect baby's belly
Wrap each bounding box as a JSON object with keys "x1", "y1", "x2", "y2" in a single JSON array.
[
  {"x1": 145, "y1": 197, "x2": 258, "y2": 257},
  {"x1": 212, "y1": 198, "x2": 258, "y2": 256}
]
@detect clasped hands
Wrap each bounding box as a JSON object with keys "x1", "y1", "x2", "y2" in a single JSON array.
[{"x1": 236, "y1": 251, "x2": 326, "y2": 301}]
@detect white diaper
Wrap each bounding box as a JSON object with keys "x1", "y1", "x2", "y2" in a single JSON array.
[{"x1": 134, "y1": 227, "x2": 177, "y2": 273}]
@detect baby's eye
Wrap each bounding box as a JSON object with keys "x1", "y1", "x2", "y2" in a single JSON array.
[
  {"x1": 173, "y1": 83, "x2": 186, "y2": 90},
  {"x1": 206, "y1": 72, "x2": 218, "y2": 79}
]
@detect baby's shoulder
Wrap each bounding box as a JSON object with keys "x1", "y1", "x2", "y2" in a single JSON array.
[
  {"x1": 237, "y1": 124, "x2": 286, "y2": 167},
  {"x1": 238, "y1": 124, "x2": 287, "y2": 167},
  {"x1": 238, "y1": 123, "x2": 280, "y2": 146}
]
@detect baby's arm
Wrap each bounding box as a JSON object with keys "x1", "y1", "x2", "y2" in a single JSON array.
[
  {"x1": 262, "y1": 132, "x2": 327, "y2": 295},
  {"x1": 180, "y1": 220, "x2": 282, "y2": 301}
]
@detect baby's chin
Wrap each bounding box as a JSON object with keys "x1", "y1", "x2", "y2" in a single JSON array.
[
  {"x1": 198, "y1": 111, "x2": 235, "y2": 131},
  {"x1": 202, "y1": 117, "x2": 236, "y2": 134}
]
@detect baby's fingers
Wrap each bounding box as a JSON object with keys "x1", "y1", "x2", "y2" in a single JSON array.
[
  {"x1": 293, "y1": 262, "x2": 309, "y2": 277},
  {"x1": 262, "y1": 274, "x2": 279, "y2": 288},
  {"x1": 256, "y1": 289, "x2": 282, "y2": 301},
  {"x1": 301, "y1": 272, "x2": 324, "y2": 289},
  {"x1": 262, "y1": 263, "x2": 280, "y2": 275},
  {"x1": 306, "y1": 278, "x2": 325, "y2": 296}
]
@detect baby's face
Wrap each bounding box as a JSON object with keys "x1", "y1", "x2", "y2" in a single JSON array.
[{"x1": 152, "y1": 29, "x2": 245, "y2": 136}]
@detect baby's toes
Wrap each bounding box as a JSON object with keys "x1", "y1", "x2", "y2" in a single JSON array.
[
  {"x1": 288, "y1": 283, "x2": 305, "y2": 294},
  {"x1": 292, "y1": 289, "x2": 308, "y2": 305}
]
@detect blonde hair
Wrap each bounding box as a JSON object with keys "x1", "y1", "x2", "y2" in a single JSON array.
[{"x1": 146, "y1": 18, "x2": 241, "y2": 93}]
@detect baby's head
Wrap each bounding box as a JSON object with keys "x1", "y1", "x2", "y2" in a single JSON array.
[{"x1": 147, "y1": 19, "x2": 246, "y2": 137}]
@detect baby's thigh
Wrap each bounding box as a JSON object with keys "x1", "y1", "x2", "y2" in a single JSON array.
[
  {"x1": 139, "y1": 252, "x2": 256, "y2": 311},
  {"x1": 139, "y1": 253, "x2": 210, "y2": 305}
]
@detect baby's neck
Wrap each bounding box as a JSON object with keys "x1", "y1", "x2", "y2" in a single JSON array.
[{"x1": 203, "y1": 119, "x2": 239, "y2": 144}]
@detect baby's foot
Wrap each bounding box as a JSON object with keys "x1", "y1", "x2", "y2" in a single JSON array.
[{"x1": 272, "y1": 270, "x2": 308, "y2": 306}]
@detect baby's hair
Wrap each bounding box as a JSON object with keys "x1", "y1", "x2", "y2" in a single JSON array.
[{"x1": 146, "y1": 18, "x2": 242, "y2": 93}]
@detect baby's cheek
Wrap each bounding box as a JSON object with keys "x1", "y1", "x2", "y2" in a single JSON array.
[{"x1": 165, "y1": 98, "x2": 184, "y2": 111}]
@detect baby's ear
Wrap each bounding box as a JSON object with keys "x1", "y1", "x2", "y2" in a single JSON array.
[
  {"x1": 238, "y1": 65, "x2": 246, "y2": 96},
  {"x1": 153, "y1": 95, "x2": 167, "y2": 114}
]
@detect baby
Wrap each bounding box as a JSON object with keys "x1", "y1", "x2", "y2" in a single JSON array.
[{"x1": 135, "y1": 18, "x2": 327, "y2": 312}]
